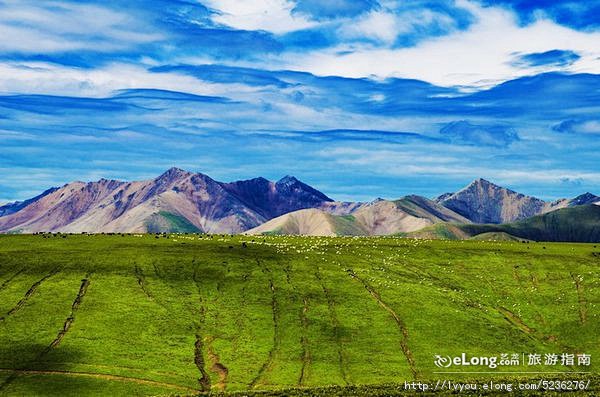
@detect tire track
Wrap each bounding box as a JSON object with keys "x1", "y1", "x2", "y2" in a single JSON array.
[
  {"x1": 0, "y1": 269, "x2": 59, "y2": 323},
  {"x1": 380, "y1": 261, "x2": 560, "y2": 348},
  {"x1": 493, "y1": 304, "x2": 568, "y2": 350},
  {"x1": 192, "y1": 270, "x2": 211, "y2": 392},
  {"x1": 206, "y1": 336, "x2": 229, "y2": 391},
  {"x1": 134, "y1": 265, "x2": 153, "y2": 301},
  {"x1": 497, "y1": 306, "x2": 536, "y2": 336},
  {"x1": 44, "y1": 273, "x2": 91, "y2": 353},
  {"x1": 206, "y1": 269, "x2": 229, "y2": 392},
  {"x1": 298, "y1": 297, "x2": 311, "y2": 386},
  {"x1": 496, "y1": 306, "x2": 565, "y2": 348},
  {"x1": 0, "y1": 268, "x2": 27, "y2": 292},
  {"x1": 570, "y1": 273, "x2": 587, "y2": 325},
  {"x1": 315, "y1": 268, "x2": 348, "y2": 385},
  {"x1": 249, "y1": 259, "x2": 280, "y2": 389},
  {"x1": 347, "y1": 269, "x2": 418, "y2": 379},
  {"x1": 152, "y1": 263, "x2": 163, "y2": 279},
  {"x1": 194, "y1": 335, "x2": 211, "y2": 392},
  {"x1": 283, "y1": 265, "x2": 311, "y2": 387},
  {"x1": 0, "y1": 272, "x2": 89, "y2": 392},
  {"x1": 231, "y1": 271, "x2": 250, "y2": 356}
]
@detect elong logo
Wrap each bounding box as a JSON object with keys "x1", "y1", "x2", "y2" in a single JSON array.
[{"x1": 434, "y1": 354, "x2": 501, "y2": 369}]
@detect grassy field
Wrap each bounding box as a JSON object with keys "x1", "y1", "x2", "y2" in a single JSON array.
[{"x1": 0, "y1": 234, "x2": 598, "y2": 396}]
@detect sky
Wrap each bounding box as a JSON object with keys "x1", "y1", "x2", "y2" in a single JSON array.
[{"x1": 1, "y1": 0, "x2": 600, "y2": 203}]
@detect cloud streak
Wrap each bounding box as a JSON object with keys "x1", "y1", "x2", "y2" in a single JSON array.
[{"x1": 0, "y1": 0, "x2": 600, "y2": 202}]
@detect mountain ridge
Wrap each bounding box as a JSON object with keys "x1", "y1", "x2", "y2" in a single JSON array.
[
  {"x1": 434, "y1": 178, "x2": 598, "y2": 224},
  {"x1": 1, "y1": 170, "x2": 598, "y2": 234},
  {"x1": 0, "y1": 168, "x2": 333, "y2": 234},
  {"x1": 249, "y1": 195, "x2": 473, "y2": 236},
  {"x1": 410, "y1": 205, "x2": 600, "y2": 243}
]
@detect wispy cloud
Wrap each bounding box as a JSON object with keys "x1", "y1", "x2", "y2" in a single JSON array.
[
  {"x1": 282, "y1": 1, "x2": 600, "y2": 87},
  {"x1": 553, "y1": 119, "x2": 600, "y2": 134},
  {"x1": 1, "y1": 0, "x2": 600, "y2": 201},
  {"x1": 202, "y1": 0, "x2": 316, "y2": 34},
  {"x1": 439, "y1": 120, "x2": 519, "y2": 147},
  {"x1": 512, "y1": 49, "x2": 581, "y2": 68},
  {"x1": 0, "y1": 1, "x2": 162, "y2": 53}
]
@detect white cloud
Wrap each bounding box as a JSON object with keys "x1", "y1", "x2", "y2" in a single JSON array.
[
  {"x1": 577, "y1": 120, "x2": 600, "y2": 134},
  {"x1": 320, "y1": 146, "x2": 600, "y2": 185},
  {"x1": 202, "y1": 0, "x2": 316, "y2": 34},
  {"x1": 339, "y1": 7, "x2": 463, "y2": 46},
  {"x1": 340, "y1": 10, "x2": 399, "y2": 44},
  {"x1": 0, "y1": 62, "x2": 270, "y2": 98},
  {"x1": 565, "y1": 120, "x2": 600, "y2": 134},
  {"x1": 0, "y1": 1, "x2": 162, "y2": 53},
  {"x1": 278, "y1": 0, "x2": 600, "y2": 88}
]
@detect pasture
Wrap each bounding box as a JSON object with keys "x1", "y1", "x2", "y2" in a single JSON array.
[{"x1": 0, "y1": 234, "x2": 598, "y2": 395}]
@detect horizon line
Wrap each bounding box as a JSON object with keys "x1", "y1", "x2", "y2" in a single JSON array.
[{"x1": 0, "y1": 168, "x2": 597, "y2": 207}]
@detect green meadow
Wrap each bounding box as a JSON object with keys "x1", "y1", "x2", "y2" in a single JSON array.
[{"x1": 0, "y1": 234, "x2": 598, "y2": 396}]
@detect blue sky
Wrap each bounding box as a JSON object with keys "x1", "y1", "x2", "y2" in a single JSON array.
[{"x1": 1, "y1": 0, "x2": 600, "y2": 203}]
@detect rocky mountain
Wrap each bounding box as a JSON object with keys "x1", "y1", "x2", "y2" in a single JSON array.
[
  {"x1": 546, "y1": 192, "x2": 600, "y2": 211},
  {"x1": 0, "y1": 168, "x2": 334, "y2": 234},
  {"x1": 248, "y1": 195, "x2": 470, "y2": 236},
  {"x1": 436, "y1": 178, "x2": 549, "y2": 223},
  {"x1": 569, "y1": 192, "x2": 600, "y2": 206},
  {"x1": 436, "y1": 179, "x2": 600, "y2": 224},
  {"x1": 219, "y1": 175, "x2": 333, "y2": 219},
  {"x1": 1, "y1": 172, "x2": 598, "y2": 235},
  {"x1": 0, "y1": 187, "x2": 58, "y2": 217}
]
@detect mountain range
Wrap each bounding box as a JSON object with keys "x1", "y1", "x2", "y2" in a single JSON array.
[
  {"x1": 0, "y1": 168, "x2": 335, "y2": 234},
  {"x1": 0, "y1": 168, "x2": 599, "y2": 241}
]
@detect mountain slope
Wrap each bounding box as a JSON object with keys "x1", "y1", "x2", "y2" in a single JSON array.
[
  {"x1": 395, "y1": 195, "x2": 471, "y2": 223},
  {"x1": 458, "y1": 204, "x2": 600, "y2": 242},
  {"x1": 0, "y1": 168, "x2": 333, "y2": 234},
  {"x1": 2, "y1": 172, "x2": 598, "y2": 235},
  {"x1": 247, "y1": 208, "x2": 367, "y2": 236},
  {"x1": 409, "y1": 205, "x2": 600, "y2": 242},
  {"x1": 437, "y1": 179, "x2": 599, "y2": 224},
  {"x1": 0, "y1": 179, "x2": 127, "y2": 233},
  {"x1": 568, "y1": 192, "x2": 600, "y2": 206},
  {"x1": 248, "y1": 195, "x2": 470, "y2": 236},
  {"x1": 546, "y1": 192, "x2": 600, "y2": 212},
  {"x1": 0, "y1": 187, "x2": 59, "y2": 217},
  {"x1": 437, "y1": 178, "x2": 547, "y2": 223},
  {"x1": 257, "y1": 203, "x2": 600, "y2": 242},
  {"x1": 219, "y1": 175, "x2": 333, "y2": 219},
  {"x1": 58, "y1": 169, "x2": 266, "y2": 234}
]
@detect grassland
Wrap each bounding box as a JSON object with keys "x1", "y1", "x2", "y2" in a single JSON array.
[{"x1": 0, "y1": 234, "x2": 598, "y2": 396}]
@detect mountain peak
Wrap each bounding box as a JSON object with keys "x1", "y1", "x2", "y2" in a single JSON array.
[
  {"x1": 274, "y1": 175, "x2": 332, "y2": 202},
  {"x1": 440, "y1": 178, "x2": 545, "y2": 223},
  {"x1": 165, "y1": 166, "x2": 188, "y2": 174},
  {"x1": 470, "y1": 178, "x2": 495, "y2": 187},
  {"x1": 576, "y1": 192, "x2": 597, "y2": 199},
  {"x1": 463, "y1": 178, "x2": 518, "y2": 195},
  {"x1": 570, "y1": 192, "x2": 599, "y2": 206},
  {"x1": 96, "y1": 177, "x2": 122, "y2": 185},
  {"x1": 276, "y1": 175, "x2": 299, "y2": 185},
  {"x1": 155, "y1": 167, "x2": 192, "y2": 183},
  {"x1": 218, "y1": 174, "x2": 332, "y2": 220},
  {"x1": 243, "y1": 176, "x2": 270, "y2": 184}
]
